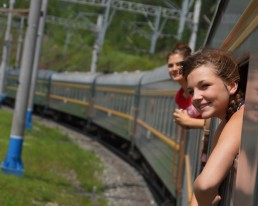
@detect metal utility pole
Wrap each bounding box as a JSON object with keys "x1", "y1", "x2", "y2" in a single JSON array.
[
  {"x1": 61, "y1": 0, "x2": 187, "y2": 69},
  {"x1": 0, "y1": 0, "x2": 15, "y2": 107},
  {"x1": 26, "y1": 0, "x2": 48, "y2": 130},
  {"x1": 149, "y1": 6, "x2": 161, "y2": 55},
  {"x1": 1, "y1": 0, "x2": 42, "y2": 176},
  {"x1": 90, "y1": 15, "x2": 103, "y2": 73},
  {"x1": 188, "y1": 0, "x2": 201, "y2": 51},
  {"x1": 15, "y1": 16, "x2": 25, "y2": 68},
  {"x1": 90, "y1": 0, "x2": 112, "y2": 73},
  {"x1": 177, "y1": 0, "x2": 189, "y2": 40}
]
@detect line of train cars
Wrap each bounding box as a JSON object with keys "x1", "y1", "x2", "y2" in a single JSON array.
[
  {"x1": 3, "y1": 0, "x2": 258, "y2": 205},
  {"x1": 5, "y1": 64, "x2": 203, "y2": 205}
]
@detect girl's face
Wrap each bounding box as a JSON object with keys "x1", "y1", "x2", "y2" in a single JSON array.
[
  {"x1": 168, "y1": 54, "x2": 185, "y2": 82},
  {"x1": 187, "y1": 65, "x2": 237, "y2": 120}
]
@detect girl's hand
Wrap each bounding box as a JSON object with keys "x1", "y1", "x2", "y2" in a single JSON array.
[
  {"x1": 212, "y1": 195, "x2": 221, "y2": 205},
  {"x1": 173, "y1": 109, "x2": 191, "y2": 128}
]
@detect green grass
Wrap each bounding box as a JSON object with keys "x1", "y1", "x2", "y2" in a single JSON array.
[{"x1": 0, "y1": 109, "x2": 107, "y2": 206}]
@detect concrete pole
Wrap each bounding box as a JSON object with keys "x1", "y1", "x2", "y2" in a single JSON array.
[
  {"x1": 26, "y1": 0, "x2": 48, "y2": 130},
  {"x1": 1, "y1": 0, "x2": 42, "y2": 176},
  {"x1": 0, "y1": 0, "x2": 15, "y2": 107}
]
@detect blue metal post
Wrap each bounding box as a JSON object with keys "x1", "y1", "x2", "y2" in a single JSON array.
[{"x1": 1, "y1": 0, "x2": 42, "y2": 176}]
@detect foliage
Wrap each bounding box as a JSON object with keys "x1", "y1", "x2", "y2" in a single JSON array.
[
  {"x1": 0, "y1": 0, "x2": 218, "y2": 72},
  {"x1": 0, "y1": 109, "x2": 107, "y2": 206}
]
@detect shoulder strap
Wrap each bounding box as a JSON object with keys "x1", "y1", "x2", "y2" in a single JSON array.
[
  {"x1": 200, "y1": 118, "x2": 211, "y2": 168},
  {"x1": 203, "y1": 118, "x2": 211, "y2": 137}
]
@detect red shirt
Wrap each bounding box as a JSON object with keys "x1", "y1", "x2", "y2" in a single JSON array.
[
  {"x1": 175, "y1": 87, "x2": 191, "y2": 109},
  {"x1": 175, "y1": 87, "x2": 201, "y2": 118}
]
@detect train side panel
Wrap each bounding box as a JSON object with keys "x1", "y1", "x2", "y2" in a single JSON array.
[
  {"x1": 34, "y1": 70, "x2": 55, "y2": 109},
  {"x1": 48, "y1": 72, "x2": 101, "y2": 121},
  {"x1": 92, "y1": 71, "x2": 145, "y2": 141},
  {"x1": 5, "y1": 69, "x2": 54, "y2": 110}
]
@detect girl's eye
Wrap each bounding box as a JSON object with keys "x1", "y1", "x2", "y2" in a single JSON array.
[
  {"x1": 188, "y1": 89, "x2": 194, "y2": 96},
  {"x1": 201, "y1": 84, "x2": 209, "y2": 89}
]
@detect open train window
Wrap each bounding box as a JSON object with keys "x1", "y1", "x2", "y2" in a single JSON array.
[
  {"x1": 217, "y1": 54, "x2": 250, "y2": 206},
  {"x1": 236, "y1": 53, "x2": 249, "y2": 96}
]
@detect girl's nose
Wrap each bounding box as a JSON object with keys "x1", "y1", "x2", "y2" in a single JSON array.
[{"x1": 192, "y1": 90, "x2": 202, "y2": 102}]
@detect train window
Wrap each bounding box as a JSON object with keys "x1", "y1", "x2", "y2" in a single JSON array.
[{"x1": 237, "y1": 55, "x2": 249, "y2": 95}]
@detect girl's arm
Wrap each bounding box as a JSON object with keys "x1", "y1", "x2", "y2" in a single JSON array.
[
  {"x1": 190, "y1": 193, "x2": 198, "y2": 206},
  {"x1": 192, "y1": 109, "x2": 244, "y2": 206},
  {"x1": 191, "y1": 192, "x2": 222, "y2": 206}
]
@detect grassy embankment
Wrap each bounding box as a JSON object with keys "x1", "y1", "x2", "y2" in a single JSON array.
[{"x1": 0, "y1": 109, "x2": 107, "y2": 206}]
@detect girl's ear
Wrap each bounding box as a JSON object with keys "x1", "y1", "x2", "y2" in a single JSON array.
[{"x1": 228, "y1": 82, "x2": 238, "y2": 95}]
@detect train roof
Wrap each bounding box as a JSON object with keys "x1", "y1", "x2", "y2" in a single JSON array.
[
  {"x1": 7, "y1": 68, "x2": 55, "y2": 79},
  {"x1": 95, "y1": 70, "x2": 146, "y2": 86},
  {"x1": 95, "y1": 65, "x2": 179, "y2": 88},
  {"x1": 140, "y1": 64, "x2": 177, "y2": 85},
  {"x1": 37, "y1": 69, "x2": 55, "y2": 79},
  {"x1": 51, "y1": 71, "x2": 102, "y2": 83},
  {"x1": 7, "y1": 68, "x2": 20, "y2": 76},
  {"x1": 140, "y1": 65, "x2": 168, "y2": 84}
]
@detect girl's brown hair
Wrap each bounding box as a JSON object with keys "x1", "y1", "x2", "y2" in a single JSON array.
[{"x1": 166, "y1": 43, "x2": 192, "y2": 61}]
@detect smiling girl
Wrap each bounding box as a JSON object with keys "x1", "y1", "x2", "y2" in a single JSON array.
[
  {"x1": 182, "y1": 49, "x2": 245, "y2": 206},
  {"x1": 167, "y1": 43, "x2": 205, "y2": 128}
]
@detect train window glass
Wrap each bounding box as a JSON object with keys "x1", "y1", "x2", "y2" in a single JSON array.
[
  {"x1": 164, "y1": 96, "x2": 173, "y2": 136},
  {"x1": 51, "y1": 85, "x2": 56, "y2": 94},
  {"x1": 117, "y1": 94, "x2": 122, "y2": 111},
  {"x1": 82, "y1": 90, "x2": 85, "y2": 101},
  {"x1": 120, "y1": 95, "x2": 123, "y2": 112},
  {"x1": 118, "y1": 94, "x2": 122, "y2": 111},
  {"x1": 125, "y1": 95, "x2": 129, "y2": 113},
  {"x1": 126, "y1": 95, "x2": 129, "y2": 111},
  {"x1": 151, "y1": 96, "x2": 158, "y2": 127},
  {"x1": 77, "y1": 88, "x2": 79, "y2": 100},
  {"x1": 162, "y1": 96, "x2": 168, "y2": 135},
  {"x1": 124, "y1": 95, "x2": 127, "y2": 113},
  {"x1": 77, "y1": 89, "x2": 80, "y2": 100},
  {"x1": 74, "y1": 88, "x2": 78, "y2": 100},
  {"x1": 80, "y1": 88, "x2": 84, "y2": 101},
  {"x1": 140, "y1": 95, "x2": 146, "y2": 121},
  {"x1": 55, "y1": 85, "x2": 59, "y2": 95}
]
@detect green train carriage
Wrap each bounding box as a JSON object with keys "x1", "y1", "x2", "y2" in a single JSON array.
[
  {"x1": 92, "y1": 71, "x2": 146, "y2": 141},
  {"x1": 48, "y1": 71, "x2": 101, "y2": 123}
]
